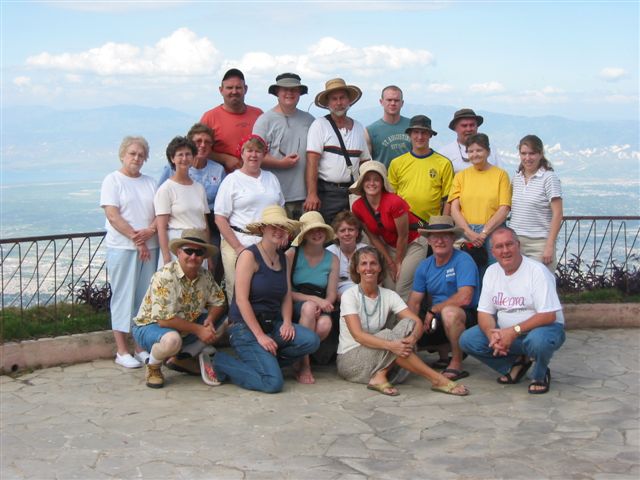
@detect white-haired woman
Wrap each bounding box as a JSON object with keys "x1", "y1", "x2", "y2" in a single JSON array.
[{"x1": 100, "y1": 136, "x2": 158, "y2": 368}]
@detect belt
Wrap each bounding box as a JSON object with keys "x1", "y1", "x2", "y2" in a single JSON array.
[
  {"x1": 230, "y1": 225, "x2": 250, "y2": 234},
  {"x1": 319, "y1": 179, "x2": 351, "y2": 188}
]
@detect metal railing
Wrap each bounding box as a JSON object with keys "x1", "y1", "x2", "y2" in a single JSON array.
[{"x1": 1, "y1": 216, "x2": 639, "y2": 322}]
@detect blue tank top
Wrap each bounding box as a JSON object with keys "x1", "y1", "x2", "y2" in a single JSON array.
[
  {"x1": 292, "y1": 248, "x2": 332, "y2": 289},
  {"x1": 229, "y1": 244, "x2": 287, "y2": 323}
]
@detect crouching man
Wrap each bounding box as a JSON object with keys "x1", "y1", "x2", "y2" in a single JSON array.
[
  {"x1": 132, "y1": 229, "x2": 226, "y2": 388},
  {"x1": 459, "y1": 227, "x2": 565, "y2": 394}
]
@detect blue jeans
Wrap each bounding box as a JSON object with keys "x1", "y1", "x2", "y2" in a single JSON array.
[
  {"x1": 459, "y1": 322, "x2": 565, "y2": 381},
  {"x1": 214, "y1": 321, "x2": 320, "y2": 393},
  {"x1": 132, "y1": 313, "x2": 209, "y2": 354}
]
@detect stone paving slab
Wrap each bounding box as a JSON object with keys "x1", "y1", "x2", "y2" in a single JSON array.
[{"x1": 1, "y1": 329, "x2": 639, "y2": 479}]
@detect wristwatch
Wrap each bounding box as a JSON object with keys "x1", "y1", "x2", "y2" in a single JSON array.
[{"x1": 514, "y1": 324, "x2": 522, "y2": 335}]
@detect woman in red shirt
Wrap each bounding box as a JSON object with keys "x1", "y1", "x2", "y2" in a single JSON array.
[{"x1": 350, "y1": 162, "x2": 429, "y2": 302}]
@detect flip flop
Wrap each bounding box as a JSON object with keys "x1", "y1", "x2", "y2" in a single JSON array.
[
  {"x1": 367, "y1": 382, "x2": 399, "y2": 396},
  {"x1": 528, "y1": 368, "x2": 551, "y2": 394},
  {"x1": 497, "y1": 357, "x2": 533, "y2": 385},
  {"x1": 442, "y1": 368, "x2": 470, "y2": 381},
  {"x1": 431, "y1": 380, "x2": 469, "y2": 396},
  {"x1": 430, "y1": 357, "x2": 450, "y2": 369}
]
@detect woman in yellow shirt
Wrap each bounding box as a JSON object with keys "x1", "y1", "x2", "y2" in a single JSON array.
[{"x1": 449, "y1": 134, "x2": 511, "y2": 273}]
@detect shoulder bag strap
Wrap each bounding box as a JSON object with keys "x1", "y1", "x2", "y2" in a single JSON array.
[
  {"x1": 362, "y1": 196, "x2": 384, "y2": 231},
  {"x1": 325, "y1": 114, "x2": 354, "y2": 182}
]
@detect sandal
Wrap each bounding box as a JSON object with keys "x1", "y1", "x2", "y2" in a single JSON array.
[
  {"x1": 367, "y1": 382, "x2": 399, "y2": 396},
  {"x1": 431, "y1": 380, "x2": 469, "y2": 396},
  {"x1": 528, "y1": 368, "x2": 551, "y2": 394},
  {"x1": 497, "y1": 357, "x2": 533, "y2": 384}
]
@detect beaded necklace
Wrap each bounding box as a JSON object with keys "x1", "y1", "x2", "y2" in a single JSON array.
[{"x1": 358, "y1": 286, "x2": 382, "y2": 332}]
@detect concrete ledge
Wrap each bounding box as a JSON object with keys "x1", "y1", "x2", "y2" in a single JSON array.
[{"x1": 2, "y1": 303, "x2": 638, "y2": 375}]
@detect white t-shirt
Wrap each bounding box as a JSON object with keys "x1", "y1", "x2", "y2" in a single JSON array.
[
  {"x1": 326, "y1": 243, "x2": 368, "y2": 295},
  {"x1": 307, "y1": 116, "x2": 371, "y2": 183},
  {"x1": 439, "y1": 141, "x2": 504, "y2": 174},
  {"x1": 478, "y1": 255, "x2": 564, "y2": 328},
  {"x1": 338, "y1": 285, "x2": 407, "y2": 354},
  {"x1": 154, "y1": 179, "x2": 209, "y2": 230},
  {"x1": 100, "y1": 171, "x2": 159, "y2": 249},
  {"x1": 214, "y1": 169, "x2": 285, "y2": 247}
]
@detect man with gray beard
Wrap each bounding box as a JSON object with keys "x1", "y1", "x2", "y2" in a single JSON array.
[{"x1": 304, "y1": 78, "x2": 371, "y2": 224}]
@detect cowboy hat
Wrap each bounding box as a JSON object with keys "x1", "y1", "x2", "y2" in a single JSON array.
[
  {"x1": 291, "y1": 211, "x2": 336, "y2": 247},
  {"x1": 268, "y1": 72, "x2": 308, "y2": 96},
  {"x1": 169, "y1": 229, "x2": 219, "y2": 258},
  {"x1": 405, "y1": 115, "x2": 438, "y2": 136},
  {"x1": 448, "y1": 108, "x2": 484, "y2": 130},
  {"x1": 349, "y1": 161, "x2": 394, "y2": 195},
  {"x1": 418, "y1": 216, "x2": 464, "y2": 239},
  {"x1": 314, "y1": 78, "x2": 362, "y2": 109},
  {"x1": 245, "y1": 205, "x2": 300, "y2": 236}
]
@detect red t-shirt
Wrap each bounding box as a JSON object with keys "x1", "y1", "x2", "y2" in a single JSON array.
[
  {"x1": 200, "y1": 105, "x2": 263, "y2": 158},
  {"x1": 352, "y1": 191, "x2": 420, "y2": 247}
]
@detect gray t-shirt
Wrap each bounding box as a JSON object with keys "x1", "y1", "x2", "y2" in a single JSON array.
[{"x1": 253, "y1": 108, "x2": 315, "y2": 202}]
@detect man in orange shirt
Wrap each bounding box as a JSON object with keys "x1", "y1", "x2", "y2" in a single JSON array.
[{"x1": 200, "y1": 68, "x2": 263, "y2": 172}]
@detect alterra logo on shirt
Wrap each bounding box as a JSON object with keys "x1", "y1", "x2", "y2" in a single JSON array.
[{"x1": 492, "y1": 292, "x2": 525, "y2": 308}]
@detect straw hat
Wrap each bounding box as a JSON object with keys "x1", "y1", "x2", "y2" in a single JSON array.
[
  {"x1": 418, "y1": 216, "x2": 464, "y2": 239},
  {"x1": 245, "y1": 205, "x2": 300, "y2": 236},
  {"x1": 291, "y1": 211, "x2": 336, "y2": 247},
  {"x1": 268, "y1": 72, "x2": 308, "y2": 96},
  {"x1": 349, "y1": 161, "x2": 394, "y2": 195},
  {"x1": 169, "y1": 229, "x2": 218, "y2": 258},
  {"x1": 448, "y1": 108, "x2": 484, "y2": 130},
  {"x1": 314, "y1": 78, "x2": 362, "y2": 109}
]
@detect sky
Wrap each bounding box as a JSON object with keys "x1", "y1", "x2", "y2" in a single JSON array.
[{"x1": 1, "y1": 0, "x2": 639, "y2": 121}]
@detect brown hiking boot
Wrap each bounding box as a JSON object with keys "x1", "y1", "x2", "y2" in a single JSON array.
[{"x1": 145, "y1": 363, "x2": 164, "y2": 389}]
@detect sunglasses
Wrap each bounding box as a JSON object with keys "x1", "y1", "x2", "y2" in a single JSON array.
[{"x1": 181, "y1": 247, "x2": 206, "y2": 257}]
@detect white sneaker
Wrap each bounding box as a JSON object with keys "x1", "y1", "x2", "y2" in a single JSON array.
[
  {"x1": 115, "y1": 353, "x2": 142, "y2": 369},
  {"x1": 134, "y1": 351, "x2": 150, "y2": 364}
]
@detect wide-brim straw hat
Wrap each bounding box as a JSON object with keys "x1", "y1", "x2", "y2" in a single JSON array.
[
  {"x1": 448, "y1": 108, "x2": 484, "y2": 130},
  {"x1": 245, "y1": 205, "x2": 300, "y2": 236},
  {"x1": 418, "y1": 216, "x2": 464, "y2": 239},
  {"x1": 314, "y1": 78, "x2": 362, "y2": 109},
  {"x1": 291, "y1": 211, "x2": 336, "y2": 247},
  {"x1": 349, "y1": 161, "x2": 394, "y2": 195},
  {"x1": 268, "y1": 72, "x2": 308, "y2": 96},
  {"x1": 169, "y1": 229, "x2": 219, "y2": 258}
]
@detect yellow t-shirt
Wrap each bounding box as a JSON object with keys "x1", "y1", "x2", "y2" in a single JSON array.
[
  {"x1": 388, "y1": 150, "x2": 454, "y2": 221},
  {"x1": 448, "y1": 166, "x2": 512, "y2": 224}
]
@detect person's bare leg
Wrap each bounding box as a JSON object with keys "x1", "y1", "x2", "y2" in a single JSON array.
[
  {"x1": 441, "y1": 307, "x2": 466, "y2": 374},
  {"x1": 295, "y1": 301, "x2": 317, "y2": 384},
  {"x1": 395, "y1": 352, "x2": 468, "y2": 394},
  {"x1": 113, "y1": 330, "x2": 130, "y2": 355}
]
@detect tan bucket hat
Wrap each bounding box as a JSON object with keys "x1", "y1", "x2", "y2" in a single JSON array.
[
  {"x1": 291, "y1": 211, "x2": 336, "y2": 246},
  {"x1": 245, "y1": 205, "x2": 300, "y2": 236},
  {"x1": 448, "y1": 108, "x2": 484, "y2": 130},
  {"x1": 349, "y1": 161, "x2": 394, "y2": 195},
  {"x1": 418, "y1": 216, "x2": 464, "y2": 239},
  {"x1": 314, "y1": 78, "x2": 362, "y2": 109},
  {"x1": 169, "y1": 229, "x2": 219, "y2": 258}
]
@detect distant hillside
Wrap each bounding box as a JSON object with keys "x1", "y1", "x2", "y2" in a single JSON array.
[{"x1": 1, "y1": 104, "x2": 638, "y2": 184}]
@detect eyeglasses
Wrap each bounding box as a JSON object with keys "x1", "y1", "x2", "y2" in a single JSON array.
[{"x1": 181, "y1": 247, "x2": 206, "y2": 257}]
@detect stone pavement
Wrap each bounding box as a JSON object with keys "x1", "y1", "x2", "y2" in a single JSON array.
[{"x1": 1, "y1": 329, "x2": 638, "y2": 480}]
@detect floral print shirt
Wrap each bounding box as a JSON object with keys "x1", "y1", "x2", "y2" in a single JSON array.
[{"x1": 133, "y1": 261, "x2": 225, "y2": 328}]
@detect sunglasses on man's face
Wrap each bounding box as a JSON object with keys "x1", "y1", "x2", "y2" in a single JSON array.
[{"x1": 181, "y1": 247, "x2": 206, "y2": 257}]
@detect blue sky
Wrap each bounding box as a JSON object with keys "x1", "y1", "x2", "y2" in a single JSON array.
[{"x1": 1, "y1": 1, "x2": 638, "y2": 120}]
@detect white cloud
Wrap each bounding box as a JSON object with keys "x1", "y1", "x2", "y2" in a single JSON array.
[
  {"x1": 469, "y1": 81, "x2": 505, "y2": 94},
  {"x1": 65, "y1": 74, "x2": 83, "y2": 83},
  {"x1": 224, "y1": 37, "x2": 434, "y2": 79},
  {"x1": 599, "y1": 67, "x2": 627, "y2": 81},
  {"x1": 604, "y1": 94, "x2": 637, "y2": 103},
  {"x1": 49, "y1": 1, "x2": 187, "y2": 12},
  {"x1": 427, "y1": 83, "x2": 454, "y2": 93},
  {"x1": 13, "y1": 76, "x2": 31, "y2": 87},
  {"x1": 26, "y1": 28, "x2": 220, "y2": 76}
]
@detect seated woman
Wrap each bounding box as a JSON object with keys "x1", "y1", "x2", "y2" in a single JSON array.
[
  {"x1": 326, "y1": 211, "x2": 367, "y2": 298},
  {"x1": 212, "y1": 206, "x2": 319, "y2": 393},
  {"x1": 337, "y1": 246, "x2": 469, "y2": 396},
  {"x1": 286, "y1": 211, "x2": 339, "y2": 384},
  {"x1": 449, "y1": 133, "x2": 511, "y2": 278},
  {"x1": 350, "y1": 161, "x2": 428, "y2": 302}
]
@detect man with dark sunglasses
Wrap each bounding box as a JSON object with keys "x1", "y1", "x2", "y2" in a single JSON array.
[{"x1": 132, "y1": 229, "x2": 226, "y2": 389}]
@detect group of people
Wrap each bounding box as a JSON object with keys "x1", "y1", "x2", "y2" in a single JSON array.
[{"x1": 100, "y1": 68, "x2": 566, "y2": 398}]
